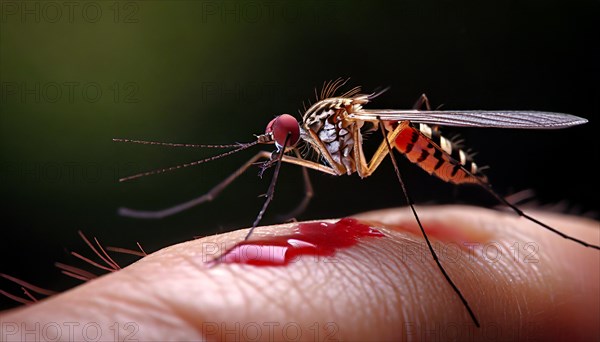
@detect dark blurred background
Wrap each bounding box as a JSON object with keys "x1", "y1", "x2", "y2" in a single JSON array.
[{"x1": 1, "y1": 0, "x2": 598, "y2": 310}]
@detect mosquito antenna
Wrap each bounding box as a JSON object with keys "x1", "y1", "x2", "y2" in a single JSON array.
[
  {"x1": 378, "y1": 119, "x2": 480, "y2": 327},
  {"x1": 118, "y1": 140, "x2": 258, "y2": 182},
  {"x1": 244, "y1": 133, "x2": 290, "y2": 240},
  {"x1": 112, "y1": 138, "x2": 242, "y2": 149}
]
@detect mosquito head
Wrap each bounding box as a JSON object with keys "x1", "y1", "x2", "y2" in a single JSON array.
[{"x1": 264, "y1": 114, "x2": 300, "y2": 148}]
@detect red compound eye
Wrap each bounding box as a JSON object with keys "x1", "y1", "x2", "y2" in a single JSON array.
[{"x1": 265, "y1": 114, "x2": 300, "y2": 147}]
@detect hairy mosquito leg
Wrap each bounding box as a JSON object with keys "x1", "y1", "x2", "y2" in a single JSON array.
[
  {"x1": 120, "y1": 148, "x2": 338, "y2": 220},
  {"x1": 377, "y1": 119, "x2": 480, "y2": 327},
  {"x1": 276, "y1": 149, "x2": 314, "y2": 221},
  {"x1": 119, "y1": 151, "x2": 273, "y2": 219},
  {"x1": 245, "y1": 133, "x2": 291, "y2": 240}
]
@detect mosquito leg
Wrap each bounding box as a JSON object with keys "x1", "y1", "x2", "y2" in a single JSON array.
[
  {"x1": 474, "y1": 179, "x2": 600, "y2": 250},
  {"x1": 273, "y1": 154, "x2": 339, "y2": 176},
  {"x1": 119, "y1": 151, "x2": 272, "y2": 219},
  {"x1": 207, "y1": 148, "x2": 338, "y2": 265},
  {"x1": 412, "y1": 93, "x2": 432, "y2": 110},
  {"x1": 276, "y1": 149, "x2": 314, "y2": 221},
  {"x1": 359, "y1": 121, "x2": 409, "y2": 177},
  {"x1": 413, "y1": 93, "x2": 445, "y2": 134},
  {"x1": 437, "y1": 155, "x2": 600, "y2": 250},
  {"x1": 245, "y1": 134, "x2": 291, "y2": 240},
  {"x1": 377, "y1": 118, "x2": 481, "y2": 327}
]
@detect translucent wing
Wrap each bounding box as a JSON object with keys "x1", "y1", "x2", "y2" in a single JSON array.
[{"x1": 349, "y1": 110, "x2": 588, "y2": 129}]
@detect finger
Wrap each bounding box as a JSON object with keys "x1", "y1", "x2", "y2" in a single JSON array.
[
  {"x1": 0, "y1": 206, "x2": 598, "y2": 341},
  {"x1": 354, "y1": 205, "x2": 600, "y2": 341}
]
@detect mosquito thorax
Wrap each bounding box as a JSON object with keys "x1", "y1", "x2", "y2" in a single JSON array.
[{"x1": 265, "y1": 114, "x2": 301, "y2": 148}]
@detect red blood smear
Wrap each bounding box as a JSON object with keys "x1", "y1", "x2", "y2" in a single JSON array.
[{"x1": 216, "y1": 218, "x2": 384, "y2": 266}]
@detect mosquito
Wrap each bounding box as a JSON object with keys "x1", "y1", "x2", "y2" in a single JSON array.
[{"x1": 114, "y1": 79, "x2": 598, "y2": 327}]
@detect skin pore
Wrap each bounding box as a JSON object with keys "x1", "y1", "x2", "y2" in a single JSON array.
[{"x1": 0, "y1": 205, "x2": 598, "y2": 341}]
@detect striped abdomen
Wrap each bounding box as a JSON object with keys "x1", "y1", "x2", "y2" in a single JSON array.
[{"x1": 392, "y1": 122, "x2": 487, "y2": 185}]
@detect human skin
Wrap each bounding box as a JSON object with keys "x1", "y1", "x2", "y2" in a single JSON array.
[{"x1": 0, "y1": 206, "x2": 598, "y2": 341}]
